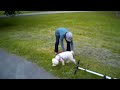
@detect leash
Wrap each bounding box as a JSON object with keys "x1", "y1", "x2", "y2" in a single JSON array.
[{"x1": 57, "y1": 54, "x2": 64, "y2": 62}]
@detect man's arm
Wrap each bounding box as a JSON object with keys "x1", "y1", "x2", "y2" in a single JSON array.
[{"x1": 60, "y1": 37, "x2": 65, "y2": 52}]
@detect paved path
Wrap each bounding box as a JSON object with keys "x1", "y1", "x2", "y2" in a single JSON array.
[
  {"x1": 0, "y1": 11, "x2": 92, "y2": 18},
  {"x1": 0, "y1": 49, "x2": 59, "y2": 79}
]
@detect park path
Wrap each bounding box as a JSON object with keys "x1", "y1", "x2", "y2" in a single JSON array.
[{"x1": 0, "y1": 48, "x2": 59, "y2": 79}]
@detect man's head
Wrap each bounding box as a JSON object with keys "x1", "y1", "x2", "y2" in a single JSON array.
[{"x1": 66, "y1": 32, "x2": 72, "y2": 42}]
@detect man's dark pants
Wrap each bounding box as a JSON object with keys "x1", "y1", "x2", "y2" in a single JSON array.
[{"x1": 54, "y1": 35, "x2": 71, "y2": 53}]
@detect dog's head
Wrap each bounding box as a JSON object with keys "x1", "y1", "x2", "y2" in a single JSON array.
[{"x1": 52, "y1": 58, "x2": 59, "y2": 66}]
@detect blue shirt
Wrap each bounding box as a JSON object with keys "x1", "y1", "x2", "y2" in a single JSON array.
[{"x1": 55, "y1": 28, "x2": 74, "y2": 51}]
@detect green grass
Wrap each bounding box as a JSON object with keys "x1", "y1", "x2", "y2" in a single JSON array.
[{"x1": 0, "y1": 11, "x2": 120, "y2": 79}]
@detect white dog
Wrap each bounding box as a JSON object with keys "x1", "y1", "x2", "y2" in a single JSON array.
[{"x1": 52, "y1": 51, "x2": 76, "y2": 66}]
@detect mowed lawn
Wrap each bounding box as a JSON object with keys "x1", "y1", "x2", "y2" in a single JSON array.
[{"x1": 0, "y1": 11, "x2": 120, "y2": 79}]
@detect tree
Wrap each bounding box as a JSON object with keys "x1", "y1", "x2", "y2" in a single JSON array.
[{"x1": 4, "y1": 11, "x2": 22, "y2": 17}]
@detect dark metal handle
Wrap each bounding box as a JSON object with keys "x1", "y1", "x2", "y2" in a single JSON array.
[{"x1": 74, "y1": 60, "x2": 80, "y2": 75}]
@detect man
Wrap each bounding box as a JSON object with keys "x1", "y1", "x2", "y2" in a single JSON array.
[{"x1": 54, "y1": 27, "x2": 74, "y2": 54}]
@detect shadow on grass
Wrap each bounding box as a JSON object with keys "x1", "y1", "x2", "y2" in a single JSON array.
[{"x1": 0, "y1": 22, "x2": 17, "y2": 30}]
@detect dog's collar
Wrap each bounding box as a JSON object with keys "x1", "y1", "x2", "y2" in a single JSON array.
[{"x1": 58, "y1": 54, "x2": 64, "y2": 62}]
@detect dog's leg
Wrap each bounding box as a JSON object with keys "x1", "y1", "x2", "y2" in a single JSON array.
[
  {"x1": 52, "y1": 64, "x2": 56, "y2": 66},
  {"x1": 66, "y1": 60, "x2": 70, "y2": 63},
  {"x1": 52, "y1": 65, "x2": 56, "y2": 66},
  {"x1": 71, "y1": 59, "x2": 76, "y2": 64},
  {"x1": 61, "y1": 60, "x2": 65, "y2": 65}
]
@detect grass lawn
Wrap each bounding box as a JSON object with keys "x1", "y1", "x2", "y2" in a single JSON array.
[{"x1": 0, "y1": 11, "x2": 120, "y2": 79}]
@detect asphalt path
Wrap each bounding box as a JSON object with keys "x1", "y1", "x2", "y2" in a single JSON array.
[{"x1": 0, "y1": 49, "x2": 59, "y2": 79}]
